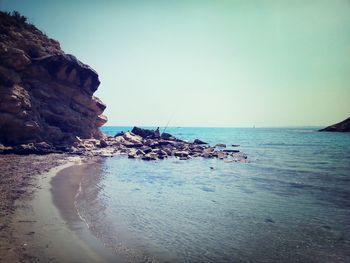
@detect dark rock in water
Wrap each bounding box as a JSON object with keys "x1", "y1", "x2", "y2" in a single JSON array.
[
  {"x1": 128, "y1": 153, "x2": 136, "y2": 159},
  {"x1": 265, "y1": 218, "x2": 275, "y2": 223},
  {"x1": 131, "y1": 127, "x2": 160, "y2": 139},
  {"x1": 319, "y1": 117, "x2": 350, "y2": 132},
  {"x1": 174, "y1": 151, "x2": 189, "y2": 157},
  {"x1": 223, "y1": 149, "x2": 240, "y2": 153},
  {"x1": 114, "y1": 131, "x2": 124, "y2": 137},
  {"x1": 142, "y1": 155, "x2": 156, "y2": 161},
  {"x1": 193, "y1": 139, "x2": 208, "y2": 145},
  {"x1": 231, "y1": 144, "x2": 240, "y2": 147},
  {"x1": 215, "y1": 143, "x2": 226, "y2": 148},
  {"x1": 0, "y1": 11, "x2": 107, "y2": 149},
  {"x1": 160, "y1": 132, "x2": 176, "y2": 140}
]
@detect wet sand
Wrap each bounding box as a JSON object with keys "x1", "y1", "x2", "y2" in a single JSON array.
[
  {"x1": 49, "y1": 161, "x2": 120, "y2": 262},
  {"x1": 0, "y1": 155, "x2": 118, "y2": 262}
]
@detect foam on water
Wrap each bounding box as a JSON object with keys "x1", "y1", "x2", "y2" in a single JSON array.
[{"x1": 75, "y1": 127, "x2": 350, "y2": 262}]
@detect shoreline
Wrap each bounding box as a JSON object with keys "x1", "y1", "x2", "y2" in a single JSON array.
[
  {"x1": 0, "y1": 154, "x2": 72, "y2": 262},
  {"x1": 49, "y1": 159, "x2": 119, "y2": 263},
  {"x1": 0, "y1": 155, "x2": 116, "y2": 262}
]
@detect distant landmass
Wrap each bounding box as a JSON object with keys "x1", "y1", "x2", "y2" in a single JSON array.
[{"x1": 319, "y1": 117, "x2": 350, "y2": 132}]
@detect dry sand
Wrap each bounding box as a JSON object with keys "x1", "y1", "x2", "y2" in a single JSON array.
[{"x1": 0, "y1": 154, "x2": 71, "y2": 262}]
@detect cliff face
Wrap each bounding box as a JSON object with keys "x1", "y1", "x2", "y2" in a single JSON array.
[
  {"x1": 0, "y1": 11, "x2": 107, "y2": 148},
  {"x1": 319, "y1": 117, "x2": 350, "y2": 132}
]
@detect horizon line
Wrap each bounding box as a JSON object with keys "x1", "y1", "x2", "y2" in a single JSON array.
[{"x1": 101, "y1": 124, "x2": 326, "y2": 129}]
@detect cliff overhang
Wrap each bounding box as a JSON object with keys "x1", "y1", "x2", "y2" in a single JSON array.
[{"x1": 0, "y1": 11, "x2": 107, "y2": 152}]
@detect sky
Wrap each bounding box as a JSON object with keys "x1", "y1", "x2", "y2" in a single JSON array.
[{"x1": 1, "y1": 0, "x2": 349, "y2": 127}]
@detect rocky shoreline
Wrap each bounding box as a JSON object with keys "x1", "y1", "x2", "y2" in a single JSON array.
[
  {"x1": 1, "y1": 127, "x2": 247, "y2": 162},
  {"x1": 0, "y1": 12, "x2": 247, "y2": 163},
  {"x1": 110, "y1": 127, "x2": 247, "y2": 162}
]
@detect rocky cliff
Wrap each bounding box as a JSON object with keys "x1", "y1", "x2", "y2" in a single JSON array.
[
  {"x1": 0, "y1": 11, "x2": 107, "y2": 151},
  {"x1": 319, "y1": 117, "x2": 350, "y2": 132}
]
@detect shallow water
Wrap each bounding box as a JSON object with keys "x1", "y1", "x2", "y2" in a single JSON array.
[{"x1": 75, "y1": 127, "x2": 350, "y2": 262}]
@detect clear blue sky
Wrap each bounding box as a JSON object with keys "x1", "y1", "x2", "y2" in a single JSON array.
[{"x1": 1, "y1": 0, "x2": 349, "y2": 127}]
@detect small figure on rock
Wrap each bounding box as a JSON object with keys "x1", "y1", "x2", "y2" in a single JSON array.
[{"x1": 155, "y1": 127, "x2": 160, "y2": 138}]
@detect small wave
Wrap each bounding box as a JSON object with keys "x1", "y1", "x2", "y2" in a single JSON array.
[{"x1": 74, "y1": 181, "x2": 91, "y2": 230}]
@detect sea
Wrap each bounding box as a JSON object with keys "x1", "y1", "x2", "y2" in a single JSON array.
[{"x1": 74, "y1": 127, "x2": 350, "y2": 262}]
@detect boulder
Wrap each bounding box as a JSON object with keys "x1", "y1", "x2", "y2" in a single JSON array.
[
  {"x1": 123, "y1": 132, "x2": 143, "y2": 144},
  {"x1": 141, "y1": 146, "x2": 152, "y2": 154},
  {"x1": 142, "y1": 154, "x2": 157, "y2": 161},
  {"x1": 99, "y1": 139, "x2": 108, "y2": 148},
  {"x1": 223, "y1": 149, "x2": 240, "y2": 153},
  {"x1": 136, "y1": 149, "x2": 145, "y2": 156},
  {"x1": 162, "y1": 147, "x2": 172, "y2": 156},
  {"x1": 114, "y1": 131, "x2": 124, "y2": 137},
  {"x1": 174, "y1": 151, "x2": 189, "y2": 157},
  {"x1": 128, "y1": 149, "x2": 137, "y2": 158},
  {"x1": 160, "y1": 132, "x2": 176, "y2": 141},
  {"x1": 131, "y1": 127, "x2": 160, "y2": 139},
  {"x1": 193, "y1": 139, "x2": 208, "y2": 145}
]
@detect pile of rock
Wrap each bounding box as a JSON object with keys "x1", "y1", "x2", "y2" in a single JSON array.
[
  {"x1": 0, "y1": 127, "x2": 247, "y2": 162},
  {"x1": 71, "y1": 127, "x2": 247, "y2": 162}
]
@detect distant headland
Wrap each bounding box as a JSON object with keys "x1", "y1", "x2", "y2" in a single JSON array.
[{"x1": 319, "y1": 117, "x2": 350, "y2": 132}]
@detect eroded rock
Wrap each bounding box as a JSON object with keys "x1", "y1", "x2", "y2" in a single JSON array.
[{"x1": 0, "y1": 11, "x2": 107, "y2": 149}]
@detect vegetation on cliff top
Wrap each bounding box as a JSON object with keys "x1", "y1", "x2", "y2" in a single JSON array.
[{"x1": 0, "y1": 10, "x2": 62, "y2": 58}]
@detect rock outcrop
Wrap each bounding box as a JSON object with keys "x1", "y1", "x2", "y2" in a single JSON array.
[
  {"x1": 0, "y1": 12, "x2": 247, "y2": 162},
  {"x1": 0, "y1": 11, "x2": 107, "y2": 150},
  {"x1": 60, "y1": 127, "x2": 247, "y2": 162},
  {"x1": 319, "y1": 117, "x2": 350, "y2": 132}
]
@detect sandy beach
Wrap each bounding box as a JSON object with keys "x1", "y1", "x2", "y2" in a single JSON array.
[
  {"x1": 0, "y1": 154, "x2": 71, "y2": 262},
  {"x1": 0, "y1": 155, "x2": 117, "y2": 263}
]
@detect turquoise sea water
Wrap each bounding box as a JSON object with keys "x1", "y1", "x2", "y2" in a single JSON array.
[{"x1": 75, "y1": 127, "x2": 350, "y2": 262}]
